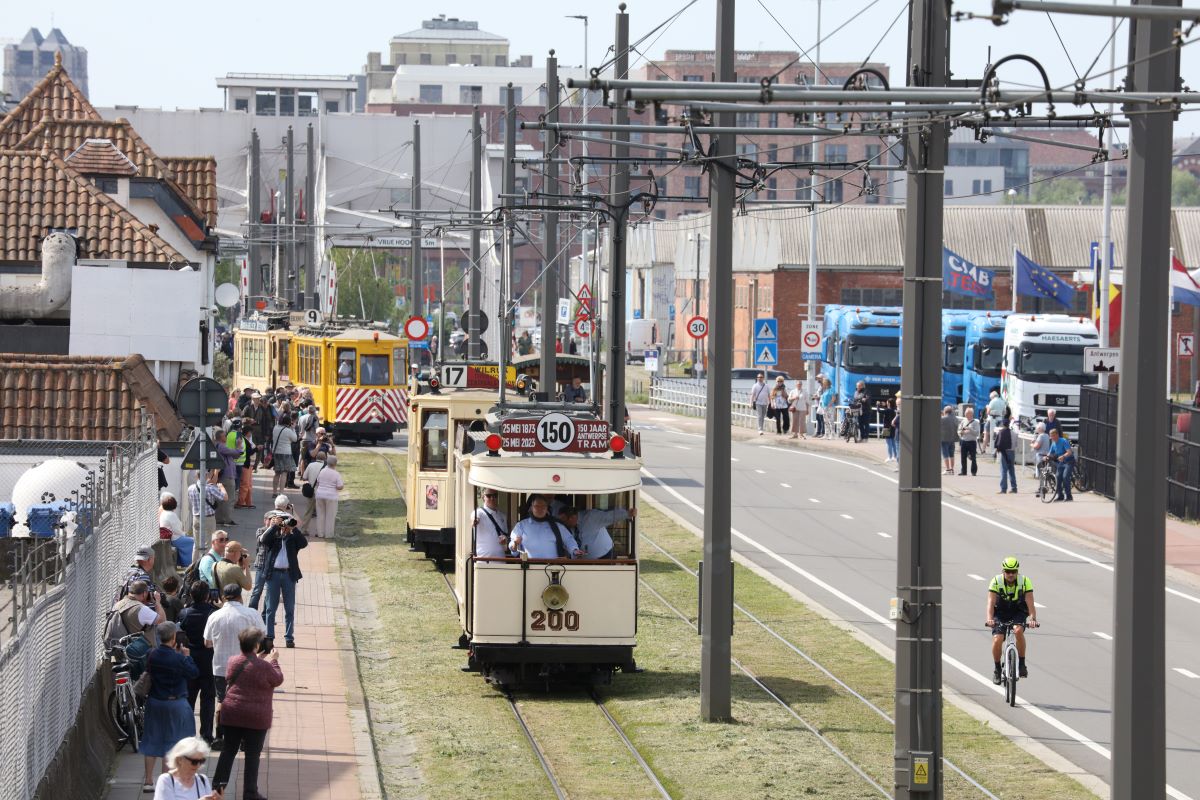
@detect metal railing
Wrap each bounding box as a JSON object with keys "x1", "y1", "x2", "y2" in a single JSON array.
[
  {"x1": 648, "y1": 377, "x2": 760, "y2": 429},
  {"x1": 0, "y1": 416, "x2": 157, "y2": 800}
]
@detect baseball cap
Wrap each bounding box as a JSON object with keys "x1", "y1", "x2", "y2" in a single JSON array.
[
  {"x1": 222, "y1": 583, "x2": 243, "y2": 599},
  {"x1": 135, "y1": 545, "x2": 154, "y2": 560}
]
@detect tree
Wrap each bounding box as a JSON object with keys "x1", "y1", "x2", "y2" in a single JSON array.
[
  {"x1": 1029, "y1": 176, "x2": 1089, "y2": 205},
  {"x1": 1172, "y1": 168, "x2": 1200, "y2": 206},
  {"x1": 332, "y1": 249, "x2": 402, "y2": 327}
]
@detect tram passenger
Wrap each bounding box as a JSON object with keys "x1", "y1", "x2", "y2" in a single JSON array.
[
  {"x1": 337, "y1": 353, "x2": 355, "y2": 384},
  {"x1": 510, "y1": 495, "x2": 582, "y2": 559},
  {"x1": 556, "y1": 504, "x2": 637, "y2": 560},
  {"x1": 472, "y1": 490, "x2": 510, "y2": 557}
]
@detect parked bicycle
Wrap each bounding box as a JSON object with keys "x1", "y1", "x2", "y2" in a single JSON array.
[
  {"x1": 1071, "y1": 442, "x2": 1091, "y2": 493},
  {"x1": 991, "y1": 621, "x2": 1035, "y2": 707},
  {"x1": 840, "y1": 407, "x2": 862, "y2": 443},
  {"x1": 107, "y1": 632, "x2": 145, "y2": 751},
  {"x1": 1036, "y1": 457, "x2": 1058, "y2": 503}
]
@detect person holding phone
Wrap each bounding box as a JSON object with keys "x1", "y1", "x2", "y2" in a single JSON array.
[
  {"x1": 154, "y1": 736, "x2": 221, "y2": 799},
  {"x1": 211, "y1": 628, "x2": 284, "y2": 800},
  {"x1": 141, "y1": 622, "x2": 198, "y2": 792}
]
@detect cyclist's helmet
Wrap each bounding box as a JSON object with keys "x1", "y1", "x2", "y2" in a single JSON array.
[{"x1": 1001, "y1": 556, "x2": 1020, "y2": 571}]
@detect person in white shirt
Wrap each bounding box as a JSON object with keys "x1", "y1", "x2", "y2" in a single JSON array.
[
  {"x1": 310, "y1": 454, "x2": 346, "y2": 539},
  {"x1": 202, "y1": 583, "x2": 266, "y2": 736},
  {"x1": 473, "y1": 490, "x2": 509, "y2": 557},
  {"x1": 159, "y1": 492, "x2": 184, "y2": 539},
  {"x1": 510, "y1": 495, "x2": 582, "y2": 559},
  {"x1": 556, "y1": 504, "x2": 637, "y2": 559}
]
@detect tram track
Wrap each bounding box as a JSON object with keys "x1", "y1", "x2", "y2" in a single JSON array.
[
  {"x1": 361, "y1": 444, "x2": 673, "y2": 799},
  {"x1": 638, "y1": 531, "x2": 1001, "y2": 800}
]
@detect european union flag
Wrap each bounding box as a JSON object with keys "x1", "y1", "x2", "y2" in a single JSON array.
[{"x1": 1015, "y1": 250, "x2": 1076, "y2": 308}]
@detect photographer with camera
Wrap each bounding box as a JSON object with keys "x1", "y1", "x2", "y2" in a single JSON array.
[
  {"x1": 259, "y1": 512, "x2": 308, "y2": 649},
  {"x1": 212, "y1": 541, "x2": 252, "y2": 605}
]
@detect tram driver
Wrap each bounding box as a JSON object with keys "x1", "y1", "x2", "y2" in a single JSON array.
[
  {"x1": 510, "y1": 494, "x2": 583, "y2": 559},
  {"x1": 556, "y1": 503, "x2": 636, "y2": 560},
  {"x1": 337, "y1": 351, "x2": 355, "y2": 384},
  {"x1": 473, "y1": 489, "x2": 510, "y2": 558}
]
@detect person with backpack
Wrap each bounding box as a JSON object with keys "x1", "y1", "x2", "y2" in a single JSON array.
[
  {"x1": 509, "y1": 495, "x2": 583, "y2": 558},
  {"x1": 187, "y1": 531, "x2": 229, "y2": 601},
  {"x1": 116, "y1": 546, "x2": 161, "y2": 611},
  {"x1": 473, "y1": 489, "x2": 509, "y2": 557},
  {"x1": 177, "y1": 581, "x2": 219, "y2": 748},
  {"x1": 187, "y1": 470, "x2": 228, "y2": 535},
  {"x1": 107, "y1": 580, "x2": 164, "y2": 679}
]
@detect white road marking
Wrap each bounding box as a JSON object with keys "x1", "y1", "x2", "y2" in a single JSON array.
[
  {"x1": 840, "y1": 513, "x2": 854, "y2": 520},
  {"x1": 876, "y1": 531, "x2": 892, "y2": 538},
  {"x1": 674, "y1": 445, "x2": 691, "y2": 450},
  {"x1": 967, "y1": 573, "x2": 985, "y2": 581},
  {"x1": 754, "y1": 469, "x2": 766, "y2": 475},
  {"x1": 758, "y1": 445, "x2": 1200, "y2": 608},
  {"x1": 1174, "y1": 667, "x2": 1200, "y2": 679},
  {"x1": 640, "y1": 463, "x2": 1197, "y2": 799},
  {"x1": 730, "y1": 457, "x2": 739, "y2": 462},
  {"x1": 1093, "y1": 631, "x2": 1113, "y2": 641},
  {"x1": 809, "y1": 498, "x2": 821, "y2": 504},
  {"x1": 780, "y1": 482, "x2": 792, "y2": 489}
]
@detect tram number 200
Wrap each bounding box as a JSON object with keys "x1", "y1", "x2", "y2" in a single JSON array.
[{"x1": 530, "y1": 609, "x2": 580, "y2": 631}]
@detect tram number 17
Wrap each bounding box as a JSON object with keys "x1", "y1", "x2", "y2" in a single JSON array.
[{"x1": 530, "y1": 609, "x2": 580, "y2": 631}]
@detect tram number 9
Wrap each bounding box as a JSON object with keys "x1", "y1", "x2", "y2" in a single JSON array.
[{"x1": 530, "y1": 609, "x2": 580, "y2": 631}]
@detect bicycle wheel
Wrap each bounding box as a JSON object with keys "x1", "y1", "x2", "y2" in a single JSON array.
[
  {"x1": 1006, "y1": 647, "x2": 1019, "y2": 707},
  {"x1": 1073, "y1": 464, "x2": 1090, "y2": 493},
  {"x1": 1040, "y1": 473, "x2": 1057, "y2": 503},
  {"x1": 107, "y1": 690, "x2": 129, "y2": 748},
  {"x1": 126, "y1": 692, "x2": 142, "y2": 752}
]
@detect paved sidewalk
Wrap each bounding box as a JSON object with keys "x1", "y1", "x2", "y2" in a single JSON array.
[
  {"x1": 104, "y1": 471, "x2": 379, "y2": 800},
  {"x1": 635, "y1": 404, "x2": 1200, "y2": 585}
]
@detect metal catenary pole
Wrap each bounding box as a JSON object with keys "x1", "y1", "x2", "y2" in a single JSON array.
[
  {"x1": 1112, "y1": 4, "x2": 1177, "y2": 792},
  {"x1": 306, "y1": 123, "x2": 316, "y2": 309},
  {"x1": 540, "y1": 54, "x2": 561, "y2": 387},
  {"x1": 285, "y1": 125, "x2": 297, "y2": 308},
  {"x1": 895, "y1": 0, "x2": 948, "y2": 796},
  {"x1": 500, "y1": 87, "x2": 517, "y2": 405},
  {"x1": 248, "y1": 129, "x2": 262, "y2": 306},
  {"x1": 411, "y1": 120, "x2": 423, "y2": 322},
  {"x1": 701, "y1": 0, "x2": 735, "y2": 724},
  {"x1": 606, "y1": 8, "x2": 629, "y2": 430},
  {"x1": 468, "y1": 106, "x2": 484, "y2": 359},
  {"x1": 807, "y1": 0, "x2": 822, "y2": 402},
  {"x1": 1099, "y1": 0, "x2": 1117, "y2": 388}
]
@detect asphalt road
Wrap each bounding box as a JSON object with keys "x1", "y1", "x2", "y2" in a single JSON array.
[{"x1": 634, "y1": 418, "x2": 1200, "y2": 800}]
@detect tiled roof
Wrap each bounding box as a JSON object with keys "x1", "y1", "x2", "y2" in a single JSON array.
[
  {"x1": 0, "y1": 353, "x2": 186, "y2": 442},
  {"x1": 13, "y1": 118, "x2": 211, "y2": 229},
  {"x1": 162, "y1": 156, "x2": 219, "y2": 228},
  {"x1": 0, "y1": 55, "x2": 101, "y2": 147},
  {"x1": 0, "y1": 148, "x2": 189, "y2": 265},
  {"x1": 64, "y1": 138, "x2": 139, "y2": 176}
]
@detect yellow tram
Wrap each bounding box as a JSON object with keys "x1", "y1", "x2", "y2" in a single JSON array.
[
  {"x1": 289, "y1": 325, "x2": 410, "y2": 442},
  {"x1": 232, "y1": 313, "x2": 293, "y2": 392}
]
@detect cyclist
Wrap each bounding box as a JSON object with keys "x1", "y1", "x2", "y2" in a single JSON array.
[{"x1": 986, "y1": 556, "x2": 1039, "y2": 684}]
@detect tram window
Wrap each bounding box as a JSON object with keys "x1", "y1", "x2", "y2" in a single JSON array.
[
  {"x1": 393, "y1": 348, "x2": 407, "y2": 385},
  {"x1": 278, "y1": 340, "x2": 290, "y2": 378},
  {"x1": 420, "y1": 411, "x2": 449, "y2": 470},
  {"x1": 297, "y1": 344, "x2": 321, "y2": 385},
  {"x1": 360, "y1": 354, "x2": 389, "y2": 385},
  {"x1": 241, "y1": 338, "x2": 266, "y2": 377},
  {"x1": 336, "y1": 349, "x2": 356, "y2": 384}
]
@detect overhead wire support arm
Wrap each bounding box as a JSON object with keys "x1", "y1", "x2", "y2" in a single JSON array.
[{"x1": 992, "y1": 0, "x2": 1200, "y2": 23}]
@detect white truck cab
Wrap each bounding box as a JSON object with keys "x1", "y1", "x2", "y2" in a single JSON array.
[{"x1": 1001, "y1": 314, "x2": 1099, "y2": 435}]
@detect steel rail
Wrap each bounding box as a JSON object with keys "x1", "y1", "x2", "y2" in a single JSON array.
[
  {"x1": 590, "y1": 689, "x2": 674, "y2": 799},
  {"x1": 506, "y1": 691, "x2": 569, "y2": 800}
]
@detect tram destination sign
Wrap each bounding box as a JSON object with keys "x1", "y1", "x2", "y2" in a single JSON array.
[{"x1": 500, "y1": 413, "x2": 611, "y2": 453}]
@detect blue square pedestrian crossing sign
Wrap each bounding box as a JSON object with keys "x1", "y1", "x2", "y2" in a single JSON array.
[
  {"x1": 753, "y1": 342, "x2": 779, "y2": 366},
  {"x1": 754, "y1": 318, "x2": 778, "y2": 341}
]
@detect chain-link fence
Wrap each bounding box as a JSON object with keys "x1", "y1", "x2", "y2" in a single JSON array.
[{"x1": 0, "y1": 417, "x2": 157, "y2": 800}]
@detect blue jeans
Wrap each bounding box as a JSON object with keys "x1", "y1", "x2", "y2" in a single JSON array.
[
  {"x1": 263, "y1": 568, "x2": 297, "y2": 642},
  {"x1": 885, "y1": 433, "x2": 899, "y2": 460},
  {"x1": 999, "y1": 449, "x2": 1017, "y2": 492},
  {"x1": 1055, "y1": 461, "x2": 1074, "y2": 500},
  {"x1": 248, "y1": 566, "x2": 266, "y2": 610}
]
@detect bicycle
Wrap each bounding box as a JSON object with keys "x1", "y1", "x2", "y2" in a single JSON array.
[
  {"x1": 107, "y1": 633, "x2": 145, "y2": 751},
  {"x1": 1071, "y1": 442, "x2": 1091, "y2": 493},
  {"x1": 990, "y1": 621, "x2": 1035, "y2": 707},
  {"x1": 1036, "y1": 457, "x2": 1058, "y2": 504},
  {"x1": 841, "y1": 407, "x2": 862, "y2": 443}
]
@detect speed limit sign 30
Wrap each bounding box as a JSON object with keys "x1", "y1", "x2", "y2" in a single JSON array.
[{"x1": 686, "y1": 315, "x2": 709, "y2": 339}]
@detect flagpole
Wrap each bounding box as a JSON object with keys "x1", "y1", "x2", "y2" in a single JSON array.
[
  {"x1": 1012, "y1": 243, "x2": 1018, "y2": 313},
  {"x1": 1169, "y1": 247, "x2": 1175, "y2": 400}
]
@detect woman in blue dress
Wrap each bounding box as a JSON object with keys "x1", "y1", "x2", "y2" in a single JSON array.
[{"x1": 141, "y1": 621, "x2": 198, "y2": 793}]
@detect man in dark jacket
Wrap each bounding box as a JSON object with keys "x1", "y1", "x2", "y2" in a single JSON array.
[
  {"x1": 251, "y1": 394, "x2": 274, "y2": 469},
  {"x1": 994, "y1": 419, "x2": 1018, "y2": 494},
  {"x1": 259, "y1": 515, "x2": 308, "y2": 648},
  {"x1": 177, "y1": 580, "x2": 220, "y2": 746}
]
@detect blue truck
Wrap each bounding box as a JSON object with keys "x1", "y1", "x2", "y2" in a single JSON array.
[
  {"x1": 828, "y1": 306, "x2": 903, "y2": 406},
  {"x1": 941, "y1": 310, "x2": 972, "y2": 407},
  {"x1": 962, "y1": 311, "x2": 1010, "y2": 412}
]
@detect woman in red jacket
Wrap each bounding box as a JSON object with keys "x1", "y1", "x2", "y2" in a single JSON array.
[{"x1": 211, "y1": 627, "x2": 284, "y2": 800}]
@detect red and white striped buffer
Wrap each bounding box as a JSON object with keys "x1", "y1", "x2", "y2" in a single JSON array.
[{"x1": 334, "y1": 387, "x2": 409, "y2": 425}]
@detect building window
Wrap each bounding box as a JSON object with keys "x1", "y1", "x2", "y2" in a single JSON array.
[
  {"x1": 460, "y1": 85, "x2": 483, "y2": 104},
  {"x1": 324, "y1": 100, "x2": 339, "y2": 114},
  {"x1": 94, "y1": 177, "x2": 118, "y2": 193},
  {"x1": 471, "y1": 54, "x2": 482, "y2": 66},
  {"x1": 446, "y1": 52, "x2": 458, "y2": 64},
  {"x1": 971, "y1": 178, "x2": 993, "y2": 195},
  {"x1": 795, "y1": 178, "x2": 811, "y2": 200},
  {"x1": 390, "y1": 188, "x2": 412, "y2": 205},
  {"x1": 841, "y1": 288, "x2": 903, "y2": 306},
  {"x1": 279, "y1": 88, "x2": 295, "y2": 115},
  {"x1": 737, "y1": 143, "x2": 757, "y2": 157},
  {"x1": 828, "y1": 179, "x2": 844, "y2": 203},
  {"x1": 299, "y1": 91, "x2": 318, "y2": 116},
  {"x1": 420, "y1": 53, "x2": 432, "y2": 65},
  {"x1": 495, "y1": 55, "x2": 506, "y2": 67},
  {"x1": 419, "y1": 84, "x2": 443, "y2": 103},
  {"x1": 499, "y1": 85, "x2": 523, "y2": 106},
  {"x1": 767, "y1": 112, "x2": 779, "y2": 128},
  {"x1": 234, "y1": 98, "x2": 249, "y2": 112},
  {"x1": 683, "y1": 74, "x2": 704, "y2": 82},
  {"x1": 255, "y1": 90, "x2": 277, "y2": 116},
  {"x1": 735, "y1": 112, "x2": 759, "y2": 128},
  {"x1": 656, "y1": 177, "x2": 668, "y2": 196},
  {"x1": 944, "y1": 179, "x2": 954, "y2": 196},
  {"x1": 655, "y1": 210, "x2": 667, "y2": 220},
  {"x1": 684, "y1": 176, "x2": 702, "y2": 197},
  {"x1": 396, "y1": 54, "x2": 407, "y2": 65},
  {"x1": 766, "y1": 178, "x2": 777, "y2": 200},
  {"x1": 629, "y1": 131, "x2": 644, "y2": 144},
  {"x1": 793, "y1": 144, "x2": 812, "y2": 162},
  {"x1": 824, "y1": 144, "x2": 848, "y2": 163},
  {"x1": 865, "y1": 144, "x2": 881, "y2": 164},
  {"x1": 539, "y1": 86, "x2": 549, "y2": 106}
]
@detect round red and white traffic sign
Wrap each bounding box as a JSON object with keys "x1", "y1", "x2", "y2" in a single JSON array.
[
  {"x1": 686, "y1": 316, "x2": 709, "y2": 339},
  {"x1": 803, "y1": 329, "x2": 821, "y2": 348},
  {"x1": 404, "y1": 316, "x2": 430, "y2": 341},
  {"x1": 574, "y1": 317, "x2": 593, "y2": 338}
]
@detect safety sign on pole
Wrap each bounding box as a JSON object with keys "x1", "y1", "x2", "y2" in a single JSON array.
[
  {"x1": 800, "y1": 321, "x2": 823, "y2": 360},
  {"x1": 1178, "y1": 333, "x2": 1194, "y2": 358},
  {"x1": 686, "y1": 316, "x2": 709, "y2": 339},
  {"x1": 753, "y1": 317, "x2": 778, "y2": 367},
  {"x1": 557, "y1": 298, "x2": 571, "y2": 325}
]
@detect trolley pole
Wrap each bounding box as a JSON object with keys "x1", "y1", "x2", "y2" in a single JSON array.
[
  {"x1": 411, "y1": 119, "x2": 423, "y2": 322},
  {"x1": 468, "y1": 106, "x2": 483, "y2": 359},
  {"x1": 1112, "y1": 2, "x2": 1178, "y2": 795},
  {"x1": 895, "y1": 1, "x2": 948, "y2": 796},
  {"x1": 540, "y1": 53, "x2": 560, "y2": 390},
  {"x1": 606, "y1": 6, "x2": 629, "y2": 430},
  {"x1": 700, "y1": 0, "x2": 735, "y2": 724}
]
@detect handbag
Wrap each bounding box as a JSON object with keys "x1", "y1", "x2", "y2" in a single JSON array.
[
  {"x1": 301, "y1": 465, "x2": 324, "y2": 499},
  {"x1": 264, "y1": 427, "x2": 283, "y2": 469},
  {"x1": 214, "y1": 658, "x2": 250, "y2": 728},
  {"x1": 133, "y1": 651, "x2": 153, "y2": 699}
]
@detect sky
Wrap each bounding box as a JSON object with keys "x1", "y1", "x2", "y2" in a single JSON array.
[{"x1": 10, "y1": 1, "x2": 1200, "y2": 136}]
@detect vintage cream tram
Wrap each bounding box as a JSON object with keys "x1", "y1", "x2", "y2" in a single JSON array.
[{"x1": 452, "y1": 407, "x2": 641, "y2": 684}]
